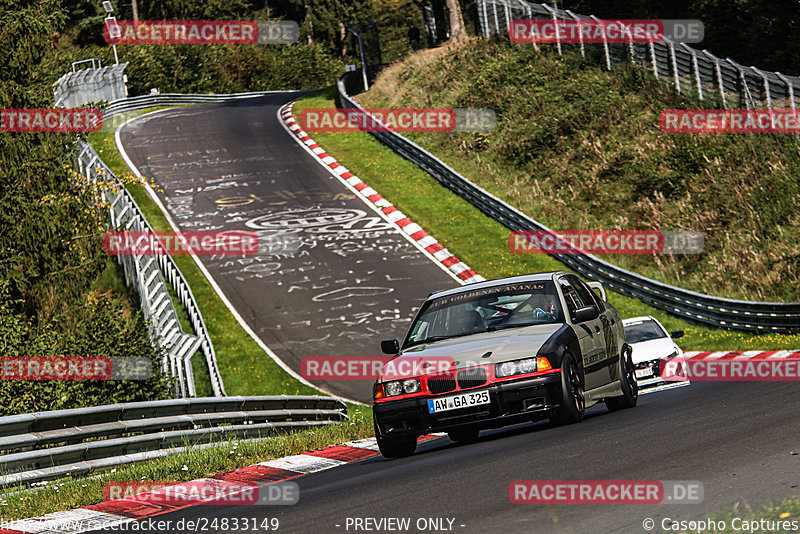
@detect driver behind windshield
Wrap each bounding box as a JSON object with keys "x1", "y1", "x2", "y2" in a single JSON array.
[{"x1": 532, "y1": 296, "x2": 558, "y2": 321}]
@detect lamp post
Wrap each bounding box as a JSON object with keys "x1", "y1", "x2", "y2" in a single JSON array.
[
  {"x1": 102, "y1": 1, "x2": 120, "y2": 65},
  {"x1": 346, "y1": 24, "x2": 369, "y2": 91}
]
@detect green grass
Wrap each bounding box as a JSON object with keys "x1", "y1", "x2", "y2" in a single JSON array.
[
  {"x1": 358, "y1": 41, "x2": 800, "y2": 304},
  {"x1": 292, "y1": 88, "x2": 800, "y2": 351},
  {"x1": 0, "y1": 407, "x2": 372, "y2": 521}
]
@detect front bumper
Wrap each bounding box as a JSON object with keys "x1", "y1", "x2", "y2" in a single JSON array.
[
  {"x1": 634, "y1": 359, "x2": 691, "y2": 394},
  {"x1": 373, "y1": 373, "x2": 562, "y2": 439}
]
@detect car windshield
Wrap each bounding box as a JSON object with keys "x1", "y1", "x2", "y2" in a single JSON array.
[
  {"x1": 624, "y1": 320, "x2": 666, "y2": 343},
  {"x1": 404, "y1": 281, "x2": 562, "y2": 347}
]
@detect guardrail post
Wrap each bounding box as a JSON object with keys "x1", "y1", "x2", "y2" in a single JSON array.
[
  {"x1": 726, "y1": 58, "x2": 754, "y2": 109},
  {"x1": 565, "y1": 10, "x2": 583, "y2": 57},
  {"x1": 681, "y1": 44, "x2": 703, "y2": 101},
  {"x1": 702, "y1": 50, "x2": 728, "y2": 108},
  {"x1": 751, "y1": 66, "x2": 773, "y2": 109},
  {"x1": 541, "y1": 3, "x2": 561, "y2": 56},
  {"x1": 590, "y1": 15, "x2": 611, "y2": 70},
  {"x1": 775, "y1": 72, "x2": 796, "y2": 112},
  {"x1": 669, "y1": 41, "x2": 681, "y2": 94},
  {"x1": 649, "y1": 42, "x2": 659, "y2": 79}
]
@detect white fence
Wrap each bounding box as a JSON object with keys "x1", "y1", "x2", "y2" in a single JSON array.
[{"x1": 479, "y1": 0, "x2": 800, "y2": 111}]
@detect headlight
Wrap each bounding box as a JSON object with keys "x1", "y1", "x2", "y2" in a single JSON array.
[
  {"x1": 385, "y1": 381, "x2": 404, "y2": 396},
  {"x1": 403, "y1": 379, "x2": 420, "y2": 394},
  {"x1": 495, "y1": 357, "x2": 541, "y2": 378},
  {"x1": 496, "y1": 361, "x2": 518, "y2": 378},
  {"x1": 382, "y1": 378, "x2": 421, "y2": 397}
]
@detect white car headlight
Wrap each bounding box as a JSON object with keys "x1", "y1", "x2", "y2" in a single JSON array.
[
  {"x1": 383, "y1": 379, "x2": 421, "y2": 397},
  {"x1": 495, "y1": 358, "x2": 539, "y2": 378},
  {"x1": 496, "y1": 361, "x2": 518, "y2": 378},
  {"x1": 385, "y1": 381, "x2": 404, "y2": 397},
  {"x1": 518, "y1": 358, "x2": 537, "y2": 374},
  {"x1": 403, "y1": 379, "x2": 420, "y2": 394}
]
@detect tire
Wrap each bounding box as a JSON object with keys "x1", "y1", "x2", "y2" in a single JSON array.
[
  {"x1": 447, "y1": 428, "x2": 480, "y2": 443},
  {"x1": 374, "y1": 420, "x2": 417, "y2": 458},
  {"x1": 606, "y1": 347, "x2": 638, "y2": 412},
  {"x1": 550, "y1": 353, "x2": 585, "y2": 426}
]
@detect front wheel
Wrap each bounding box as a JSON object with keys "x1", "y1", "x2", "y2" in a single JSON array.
[
  {"x1": 606, "y1": 347, "x2": 638, "y2": 412},
  {"x1": 550, "y1": 354, "x2": 585, "y2": 426}
]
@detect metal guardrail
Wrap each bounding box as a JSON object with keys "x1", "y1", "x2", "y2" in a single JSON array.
[
  {"x1": 0, "y1": 396, "x2": 347, "y2": 487},
  {"x1": 337, "y1": 72, "x2": 800, "y2": 333},
  {"x1": 76, "y1": 141, "x2": 225, "y2": 398},
  {"x1": 479, "y1": 0, "x2": 800, "y2": 111}
]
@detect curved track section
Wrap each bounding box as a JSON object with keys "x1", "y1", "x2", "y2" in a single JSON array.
[
  {"x1": 115, "y1": 93, "x2": 460, "y2": 403},
  {"x1": 111, "y1": 94, "x2": 800, "y2": 534}
]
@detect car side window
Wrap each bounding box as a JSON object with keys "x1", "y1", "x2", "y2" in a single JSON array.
[
  {"x1": 570, "y1": 276, "x2": 605, "y2": 311},
  {"x1": 558, "y1": 278, "x2": 583, "y2": 318}
]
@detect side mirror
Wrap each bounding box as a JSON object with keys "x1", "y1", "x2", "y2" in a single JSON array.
[
  {"x1": 670, "y1": 330, "x2": 685, "y2": 339},
  {"x1": 574, "y1": 305, "x2": 599, "y2": 323},
  {"x1": 381, "y1": 339, "x2": 400, "y2": 355}
]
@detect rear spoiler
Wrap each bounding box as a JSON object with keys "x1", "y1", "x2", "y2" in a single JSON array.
[{"x1": 587, "y1": 281, "x2": 607, "y2": 302}]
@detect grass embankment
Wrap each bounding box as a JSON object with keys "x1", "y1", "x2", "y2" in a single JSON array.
[
  {"x1": 358, "y1": 39, "x2": 800, "y2": 304},
  {"x1": 292, "y1": 87, "x2": 799, "y2": 351}
]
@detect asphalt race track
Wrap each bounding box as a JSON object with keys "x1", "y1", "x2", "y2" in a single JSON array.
[
  {"x1": 115, "y1": 92, "x2": 461, "y2": 403},
  {"x1": 84, "y1": 380, "x2": 799, "y2": 533},
  {"x1": 110, "y1": 96, "x2": 800, "y2": 534}
]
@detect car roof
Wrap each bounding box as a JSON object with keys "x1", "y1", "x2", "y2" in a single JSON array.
[
  {"x1": 426, "y1": 271, "x2": 567, "y2": 300},
  {"x1": 622, "y1": 316, "x2": 656, "y2": 325}
]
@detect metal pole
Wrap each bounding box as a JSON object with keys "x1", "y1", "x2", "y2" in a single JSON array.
[
  {"x1": 565, "y1": 10, "x2": 583, "y2": 58},
  {"x1": 346, "y1": 25, "x2": 369, "y2": 91},
  {"x1": 357, "y1": 29, "x2": 369, "y2": 91}
]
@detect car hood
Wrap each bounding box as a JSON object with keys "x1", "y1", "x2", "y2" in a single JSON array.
[
  {"x1": 381, "y1": 323, "x2": 563, "y2": 379},
  {"x1": 629, "y1": 337, "x2": 680, "y2": 364}
]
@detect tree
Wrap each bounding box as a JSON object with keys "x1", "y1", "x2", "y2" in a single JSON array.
[{"x1": 445, "y1": 0, "x2": 467, "y2": 43}]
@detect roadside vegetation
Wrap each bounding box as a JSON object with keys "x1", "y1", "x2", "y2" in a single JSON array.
[
  {"x1": 357, "y1": 39, "x2": 800, "y2": 303},
  {"x1": 0, "y1": 1, "x2": 171, "y2": 415}
]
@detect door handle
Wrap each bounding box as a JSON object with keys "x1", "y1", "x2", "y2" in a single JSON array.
[{"x1": 594, "y1": 326, "x2": 601, "y2": 333}]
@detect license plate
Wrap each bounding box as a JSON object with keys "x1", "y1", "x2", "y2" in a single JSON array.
[
  {"x1": 428, "y1": 390, "x2": 490, "y2": 413},
  {"x1": 635, "y1": 368, "x2": 653, "y2": 379}
]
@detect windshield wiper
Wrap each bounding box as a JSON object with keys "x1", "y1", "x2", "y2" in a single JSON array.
[
  {"x1": 485, "y1": 322, "x2": 540, "y2": 332},
  {"x1": 408, "y1": 331, "x2": 478, "y2": 347}
]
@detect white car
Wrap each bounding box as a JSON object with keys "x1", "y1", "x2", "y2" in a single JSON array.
[{"x1": 622, "y1": 316, "x2": 690, "y2": 394}]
